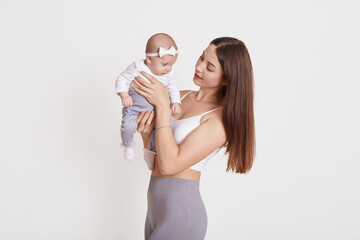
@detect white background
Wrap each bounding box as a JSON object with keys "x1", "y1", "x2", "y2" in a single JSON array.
[{"x1": 1, "y1": 0, "x2": 359, "y2": 239}]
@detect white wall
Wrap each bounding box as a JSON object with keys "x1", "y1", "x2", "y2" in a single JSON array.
[{"x1": 1, "y1": 0, "x2": 359, "y2": 239}]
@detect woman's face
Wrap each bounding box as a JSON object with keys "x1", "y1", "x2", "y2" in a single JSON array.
[{"x1": 193, "y1": 44, "x2": 224, "y2": 88}]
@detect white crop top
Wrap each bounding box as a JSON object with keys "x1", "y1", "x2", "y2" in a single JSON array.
[{"x1": 171, "y1": 90, "x2": 222, "y2": 171}]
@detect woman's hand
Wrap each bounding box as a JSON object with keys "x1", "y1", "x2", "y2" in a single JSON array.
[
  {"x1": 137, "y1": 111, "x2": 156, "y2": 138},
  {"x1": 132, "y1": 72, "x2": 169, "y2": 108}
]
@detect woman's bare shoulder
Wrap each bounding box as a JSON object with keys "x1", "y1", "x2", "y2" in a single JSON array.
[{"x1": 201, "y1": 105, "x2": 224, "y2": 125}]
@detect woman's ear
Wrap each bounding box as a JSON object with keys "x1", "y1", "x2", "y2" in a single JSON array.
[{"x1": 221, "y1": 79, "x2": 227, "y2": 86}]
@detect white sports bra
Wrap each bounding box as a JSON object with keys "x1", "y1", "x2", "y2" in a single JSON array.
[{"x1": 171, "y1": 90, "x2": 222, "y2": 171}]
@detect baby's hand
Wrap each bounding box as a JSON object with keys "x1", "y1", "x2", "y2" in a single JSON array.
[
  {"x1": 171, "y1": 103, "x2": 181, "y2": 114},
  {"x1": 121, "y1": 95, "x2": 133, "y2": 107}
]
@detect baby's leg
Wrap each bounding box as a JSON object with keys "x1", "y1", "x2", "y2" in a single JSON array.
[
  {"x1": 128, "y1": 87, "x2": 156, "y2": 152},
  {"x1": 120, "y1": 108, "x2": 139, "y2": 148}
]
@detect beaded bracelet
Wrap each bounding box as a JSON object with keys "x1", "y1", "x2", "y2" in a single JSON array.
[{"x1": 156, "y1": 125, "x2": 171, "y2": 130}]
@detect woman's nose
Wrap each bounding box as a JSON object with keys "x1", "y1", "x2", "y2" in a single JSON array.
[{"x1": 195, "y1": 63, "x2": 203, "y2": 73}]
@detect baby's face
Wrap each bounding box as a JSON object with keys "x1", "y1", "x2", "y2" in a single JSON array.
[{"x1": 146, "y1": 54, "x2": 178, "y2": 76}]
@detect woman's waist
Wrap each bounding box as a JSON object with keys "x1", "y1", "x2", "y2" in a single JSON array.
[
  {"x1": 151, "y1": 155, "x2": 201, "y2": 182},
  {"x1": 148, "y1": 175, "x2": 201, "y2": 197}
]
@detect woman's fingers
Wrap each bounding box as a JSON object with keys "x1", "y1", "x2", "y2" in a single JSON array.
[
  {"x1": 133, "y1": 78, "x2": 151, "y2": 93},
  {"x1": 136, "y1": 112, "x2": 145, "y2": 125},
  {"x1": 133, "y1": 73, "x2": 167, "y2": 107},
  {"x1": 132, "y1": 83, "x2": 148, "y2": 97},
  {"x1": 137, "y1": 111, "x2": 155, "y2": 133},
  {"x1": 147, "y1": 111, "x2": 155, "y2": 127},
  {"x1": 141, "y1": 111, "x2": 152, "y2": 126},
  {"x1": 134, "y1": 76, "x2": 150, "y2": 88},
  {"x1": 140, "y1": 71, "x2": 159, "y2": 84},
  {"x1": 137, "y1": 112, "x2": 148, "y2": 132}
]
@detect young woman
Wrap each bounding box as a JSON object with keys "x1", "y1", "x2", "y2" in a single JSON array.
[{"x1": 132, "y1": 37, "x2": 255, "y2": 240}]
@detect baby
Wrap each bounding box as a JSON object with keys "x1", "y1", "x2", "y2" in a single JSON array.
[{"x1": 115, "y1": 33, "x2": 181, "y2": 166}]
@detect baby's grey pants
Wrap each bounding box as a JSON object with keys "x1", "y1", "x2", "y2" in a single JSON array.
[{"x1": 121, "y1": 87, "x2": 157, "y2": 152}]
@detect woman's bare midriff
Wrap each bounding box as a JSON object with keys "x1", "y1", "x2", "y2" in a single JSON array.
[{"x1": 151, "y1": 155, "x2": 201, "y2": 182}]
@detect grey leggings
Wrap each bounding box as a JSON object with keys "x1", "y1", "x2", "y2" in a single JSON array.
[{"x1": 145, "y1": 176, "x2": 207, "y2": 240}]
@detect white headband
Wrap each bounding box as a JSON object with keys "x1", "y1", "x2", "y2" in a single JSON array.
[{"x1": 146, "y1": 46, "x2": 179, "y2": 58}]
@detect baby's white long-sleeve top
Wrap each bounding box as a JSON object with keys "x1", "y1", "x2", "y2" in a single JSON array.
[{"x1": 115, "y1": 59, "x2": 181, "y2": 104}]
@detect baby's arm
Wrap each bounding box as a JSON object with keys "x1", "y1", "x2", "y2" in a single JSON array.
[
  {"x1": 171, "y1": 102, "x2": 181, "y2": 114},
  {"x1": 167, "y1": 73, "x2": 181, "y2": 104},
  {"x1": 118, "y1": 92, "x2": 133, "y2": 107},
  {"x1": 167, "y1": 73, "x2": 181, "y2": 113},
  {"x1": 115, "y1": 61, "x2": 138, "y2": 106}
]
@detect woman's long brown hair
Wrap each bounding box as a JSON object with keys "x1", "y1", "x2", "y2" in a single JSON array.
[{"x1": 211, "y1": 37, "x2": 255, "y2": 174}]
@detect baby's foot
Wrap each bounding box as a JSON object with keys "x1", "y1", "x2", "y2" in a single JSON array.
[
  {"x1": 124, "y1": 146, "x2": 134, "y2": 160},
  {"x1": 121, "y1": 141, "x2": 135, "y2": 161}
]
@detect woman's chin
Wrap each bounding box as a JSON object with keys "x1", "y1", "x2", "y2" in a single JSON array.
[
  {"x1": 193, "y1": 77, "x2": 201, "y2": 82},
  {"x1": 192, "y1": 80, "x2": 200, "y2": 87}
]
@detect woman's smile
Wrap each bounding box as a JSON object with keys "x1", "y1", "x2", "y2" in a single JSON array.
[{"x1": 194, "y1": 73, "x2": 202, "y2": 79}]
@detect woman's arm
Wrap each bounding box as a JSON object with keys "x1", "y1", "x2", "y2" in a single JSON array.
[
  {"x1": 132, "y1": 72, "x2": 226, "y2": 175},
  {"x1": 136, "y1": 111, "x2": 157, "y2": 170},
  {"x1": 155, "y1": 107, "x2": 226, "y2": 175},
  {"x1": 141, "y1": 134, "x2": 150, "y2": 148}
]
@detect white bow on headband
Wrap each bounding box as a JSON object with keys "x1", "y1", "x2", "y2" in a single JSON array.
[{"x1": 146, "y1": 46, "x2": 179, "y2": 57}]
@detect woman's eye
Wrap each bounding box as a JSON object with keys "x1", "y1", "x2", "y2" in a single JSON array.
[{"x1": 207, "y1": 66, "x2": 213, "y2": 72}]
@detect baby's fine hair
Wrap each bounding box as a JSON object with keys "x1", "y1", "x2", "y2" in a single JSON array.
[{"x1": 145, "y1": 33, "x2": 177, "y2": 54}]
